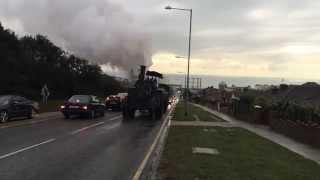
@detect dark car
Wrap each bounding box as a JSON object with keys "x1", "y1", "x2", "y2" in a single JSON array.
[
  {"x1": 104, "y1": 93, "x2": 128, "y2": 110},
  {"x1": 60, "y1": 95, "x2": 105, "y2": 119},
  {"x1": 0, "y1": 95, "x2": 34, "y2": 123},
  {"x1": 105, "y1": 95, "x2": 121, "y2": 110}
]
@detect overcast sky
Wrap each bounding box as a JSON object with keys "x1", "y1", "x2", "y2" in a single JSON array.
[{"x1": 1, "y1": 0, "x2": 320, "y2": 79}]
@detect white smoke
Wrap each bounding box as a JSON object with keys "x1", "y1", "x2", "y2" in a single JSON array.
[{"x1": 0, "y1": 0, "x2": 152, "y2": 74}]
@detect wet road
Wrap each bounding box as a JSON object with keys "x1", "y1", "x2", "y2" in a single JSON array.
[{"x1": 0, "y1": 111, "x2": 164, "y2": 180}]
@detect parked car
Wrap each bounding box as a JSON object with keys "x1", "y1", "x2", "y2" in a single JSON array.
[
  {"x1": 0, "y1": 95, "x2": 34, "y2": 123},
  {"x1": 105, "y1": 93, "x2": 127, "y2": 110},
  {"x1": 60, "y1": 95, "x2": 105, "y2": 119},
  {"x1": 117, "y1": 93, "x2": 128, "y2": 101}
]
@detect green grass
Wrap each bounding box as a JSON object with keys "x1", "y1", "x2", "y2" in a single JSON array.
[
  {"x1": 157, "y1": 126, "x2": 320, "y2": 180},
  {"x1": 38, "y1": 100, "x2": 65, "y2": 113},
  {"x1": 173, "y1": 101, "x2": 224, "y2": 122}
]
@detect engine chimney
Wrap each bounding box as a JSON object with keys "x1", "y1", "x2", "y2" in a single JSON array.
[{"x1": 138, "y1": 65, "x2": 146, "y2": 81}]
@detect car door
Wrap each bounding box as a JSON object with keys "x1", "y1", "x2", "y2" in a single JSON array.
[
  {"x1": 11, "y1": 96, "x2": 29, "y2": 117},
  {"x1": 10, "y1": 96, "x2": 23, "y2": 117},
  {"x1": 18, "y1": 96, "x2": 32, "y2": 115}
]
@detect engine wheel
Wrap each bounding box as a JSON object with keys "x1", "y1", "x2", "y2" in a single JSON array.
[
  {"x1": 123, "y1": 104, "x2": 134, "y2": 121},
  {"x1": 128, "y1": 109, "x2": 135, "y2": 119}
]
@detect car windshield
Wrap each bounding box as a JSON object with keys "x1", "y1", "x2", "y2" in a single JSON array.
[
  {"x1": 68, "y1": 95, "x2": 91, "y2": 103},
  {"x1": 0, "y1": 96, "x2": 11, "y2": 106}
]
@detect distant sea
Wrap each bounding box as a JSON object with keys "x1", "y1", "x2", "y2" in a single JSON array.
[{"x1": 162, "y1": 74, "x2": 319, "y2": 88}]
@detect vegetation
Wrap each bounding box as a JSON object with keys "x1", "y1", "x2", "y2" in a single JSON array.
[
  {"x1": 230, "y1": 89, "x2": 320, "y2": 126},
  {"x1": 173, "y1": 101, "x2": 224, "y2": 122},
  {"x1": 0, "y1": 22, "x2": 124, "y2": 100},
  {"x1": 273, "y1": 101, "x2": 320, "y2": 126},
  {"x1": 38, "y1": 100, "x2": 65, "y2": 113},
  {"x1": 157, "y1": 126, "x2": 320, "y2": 180}
]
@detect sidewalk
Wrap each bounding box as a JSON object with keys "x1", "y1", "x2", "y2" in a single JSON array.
[
  {"x1": 171, "y1": 120, "x2": 236, "y2": 128},
  {"x1": 36, "y1": 111, "x2": 60, "y2": 118},
  {"x1": 0, "y1": 111, "x2": 60, "y2": 129},
  {"x1": 192, "y1": 103, "x2": 320, "y2": 165}
]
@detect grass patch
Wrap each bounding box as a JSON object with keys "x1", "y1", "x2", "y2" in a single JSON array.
[
  {"x1": 38, "y1": 100, "x2": 65, "y2": 113},
  {"x1": 173, "y1": 101, "x2": 224, "y2": 122},
  {"x1": 157, "y1": 126, "x2": 320, "y2": 180}
]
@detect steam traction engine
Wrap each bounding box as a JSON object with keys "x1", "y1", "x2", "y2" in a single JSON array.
[{"x1": 123, "y1": 65, "x2": 170, "y2": 120}]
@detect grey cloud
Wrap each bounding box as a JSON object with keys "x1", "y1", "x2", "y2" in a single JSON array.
[
  {"x1": 137, "y1": 0, "x2": 320, "y2": 62},
  {"x1": 0, "y1": 0, "x2": 152, "y2": 72},
  {"x1": 1, "y1": 0, "x2": 320, "y2": 75}
]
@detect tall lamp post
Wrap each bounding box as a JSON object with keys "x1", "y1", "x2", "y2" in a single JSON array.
[
  {"x1": 165, "y1": 5, "x2": 192, "y2": 116},
  {"x1": 175, "y1": 56, "x2": 187, "y2": 96}
]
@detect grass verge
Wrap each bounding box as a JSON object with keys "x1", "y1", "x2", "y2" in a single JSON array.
[
  {"x1": 173, "y1": 101, "x2": 224, "y2": 122},
  {"x1": 157, "y1": 126, "x2": 320, "y2": 180},
  {"x1": 38, "y1": 100, "x2": 64, "y2": 113}
]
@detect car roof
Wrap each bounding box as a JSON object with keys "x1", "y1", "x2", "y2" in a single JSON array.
[
  {"x1": 71, "y1": 95, "x2": 93, "y2": 97},
  {"x1": 0, "y1": 95, "x2": 16, "y2": 98}
]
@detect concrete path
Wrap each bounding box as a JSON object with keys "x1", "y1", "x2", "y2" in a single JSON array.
[
  {"x1": 35, "y1": 111, "x2": 60, "y2": 118},
  {"x1": 171, "y1": 121, "x2": 236, "y2": 128},
  {"x1": 182, "y1": 103, "x2": 320, "y2": 165}
]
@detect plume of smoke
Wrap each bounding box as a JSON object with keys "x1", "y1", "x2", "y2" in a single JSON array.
[{"x1": 0, "y1": 0, "x2": 152, "y2": 74}]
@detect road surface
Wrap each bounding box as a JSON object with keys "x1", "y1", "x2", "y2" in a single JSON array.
[{"x1": 0, "y1": 111, "x2": 164, "y2": 180}]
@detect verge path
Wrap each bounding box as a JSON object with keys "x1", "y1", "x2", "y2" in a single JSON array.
[
  {"x1": 190, "y1": 103, "x2": 320, "y2": 165},
  {"x1": 36, "y1": 111, "x2": 60, "y2": 118},
  {"x1": 0, "y1": 112, "x2": 61, "y2": 129},
  {"x1": 171, "y1": 121, "x2": 236, "y2": 128}
]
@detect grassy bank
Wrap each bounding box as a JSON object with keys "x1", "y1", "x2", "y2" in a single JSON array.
[
  {"x1": 157, "y1": 126, "x2": 320, "y2": 180},
  {"x1": 157, "y1": 103, "x2": 320, "y2": 180},
  {"x1": 38, "y1": 100, "x2": 64, "y2": 113},
  {"x1": 173, "y1": 101, "x2": 224, "y2": 122}
]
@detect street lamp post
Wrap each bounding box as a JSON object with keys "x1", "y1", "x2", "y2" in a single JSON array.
[{"x1": 165, "y1": 5, "x2": 192, "y2": 116}]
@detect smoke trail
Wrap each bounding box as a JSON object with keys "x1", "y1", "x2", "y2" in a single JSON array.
[{"x1": 0, "y1": 0, "x2": 152, "y2": 73}]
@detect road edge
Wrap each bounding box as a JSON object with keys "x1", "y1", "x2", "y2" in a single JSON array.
[{"x1": 132, "y1": 103, "x2": 176, "y2": 180}]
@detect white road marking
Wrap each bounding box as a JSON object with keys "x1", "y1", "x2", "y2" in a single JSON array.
[
  {"x1": 109, "y1": 115, "x2": 122, "y2": 121},
  {"x1": 69, "y1": 115, "x2": 121, "y2": 135},
  {"x1": 0, "y1": 138, "x2": 56, "y2": 160},
  {"x1": 69, "y1": 122, "x2": 105, "y2": 135},
  {"x1": 132, "y1": 103, "x2": 176, "y2": 180},
  {"x1": 0, "y1": 116, "x2": 60, "y2": 129}
]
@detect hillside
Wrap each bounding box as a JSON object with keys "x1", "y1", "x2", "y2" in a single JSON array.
[{"x1": 0, "y1": 22, "x2": 124, "y2": 99}]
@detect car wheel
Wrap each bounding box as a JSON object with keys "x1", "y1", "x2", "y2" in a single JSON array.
[
  {"x1": 90, "y1": 110, "x2": 95, "y2": 119},
  {"x1": 0, "y1": 111, "x2": 9, "y2": 123}
]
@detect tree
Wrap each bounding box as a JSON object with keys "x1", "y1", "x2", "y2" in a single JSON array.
[{"x1": 0, "y1": 21, "x2": 124, "y2": 99}]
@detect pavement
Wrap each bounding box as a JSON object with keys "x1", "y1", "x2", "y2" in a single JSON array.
[
  {"x1": 191, "y1": 103, "x2": 320, "y2": 165},
  {"x1": 171, "y1": 121, "x2": 236, "y2": 127},
  {"x1": 0, "y1": 110, "x2": 165, "y2": 180}
]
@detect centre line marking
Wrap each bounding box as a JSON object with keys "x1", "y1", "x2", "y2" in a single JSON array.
[
  {"x1": 69, "y1": 122, "x2": 105, "y2": 135},
  {"x1": 0, "y1": 138, "x2": 56, "y2": 160},
  {"x1": 109, "y1": 115, "x2": 122, "y2": 121}
]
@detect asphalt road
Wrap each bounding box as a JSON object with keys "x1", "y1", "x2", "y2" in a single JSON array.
[{"x1": 0, "y1": 110, "x2": 164, "y2": 180}]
